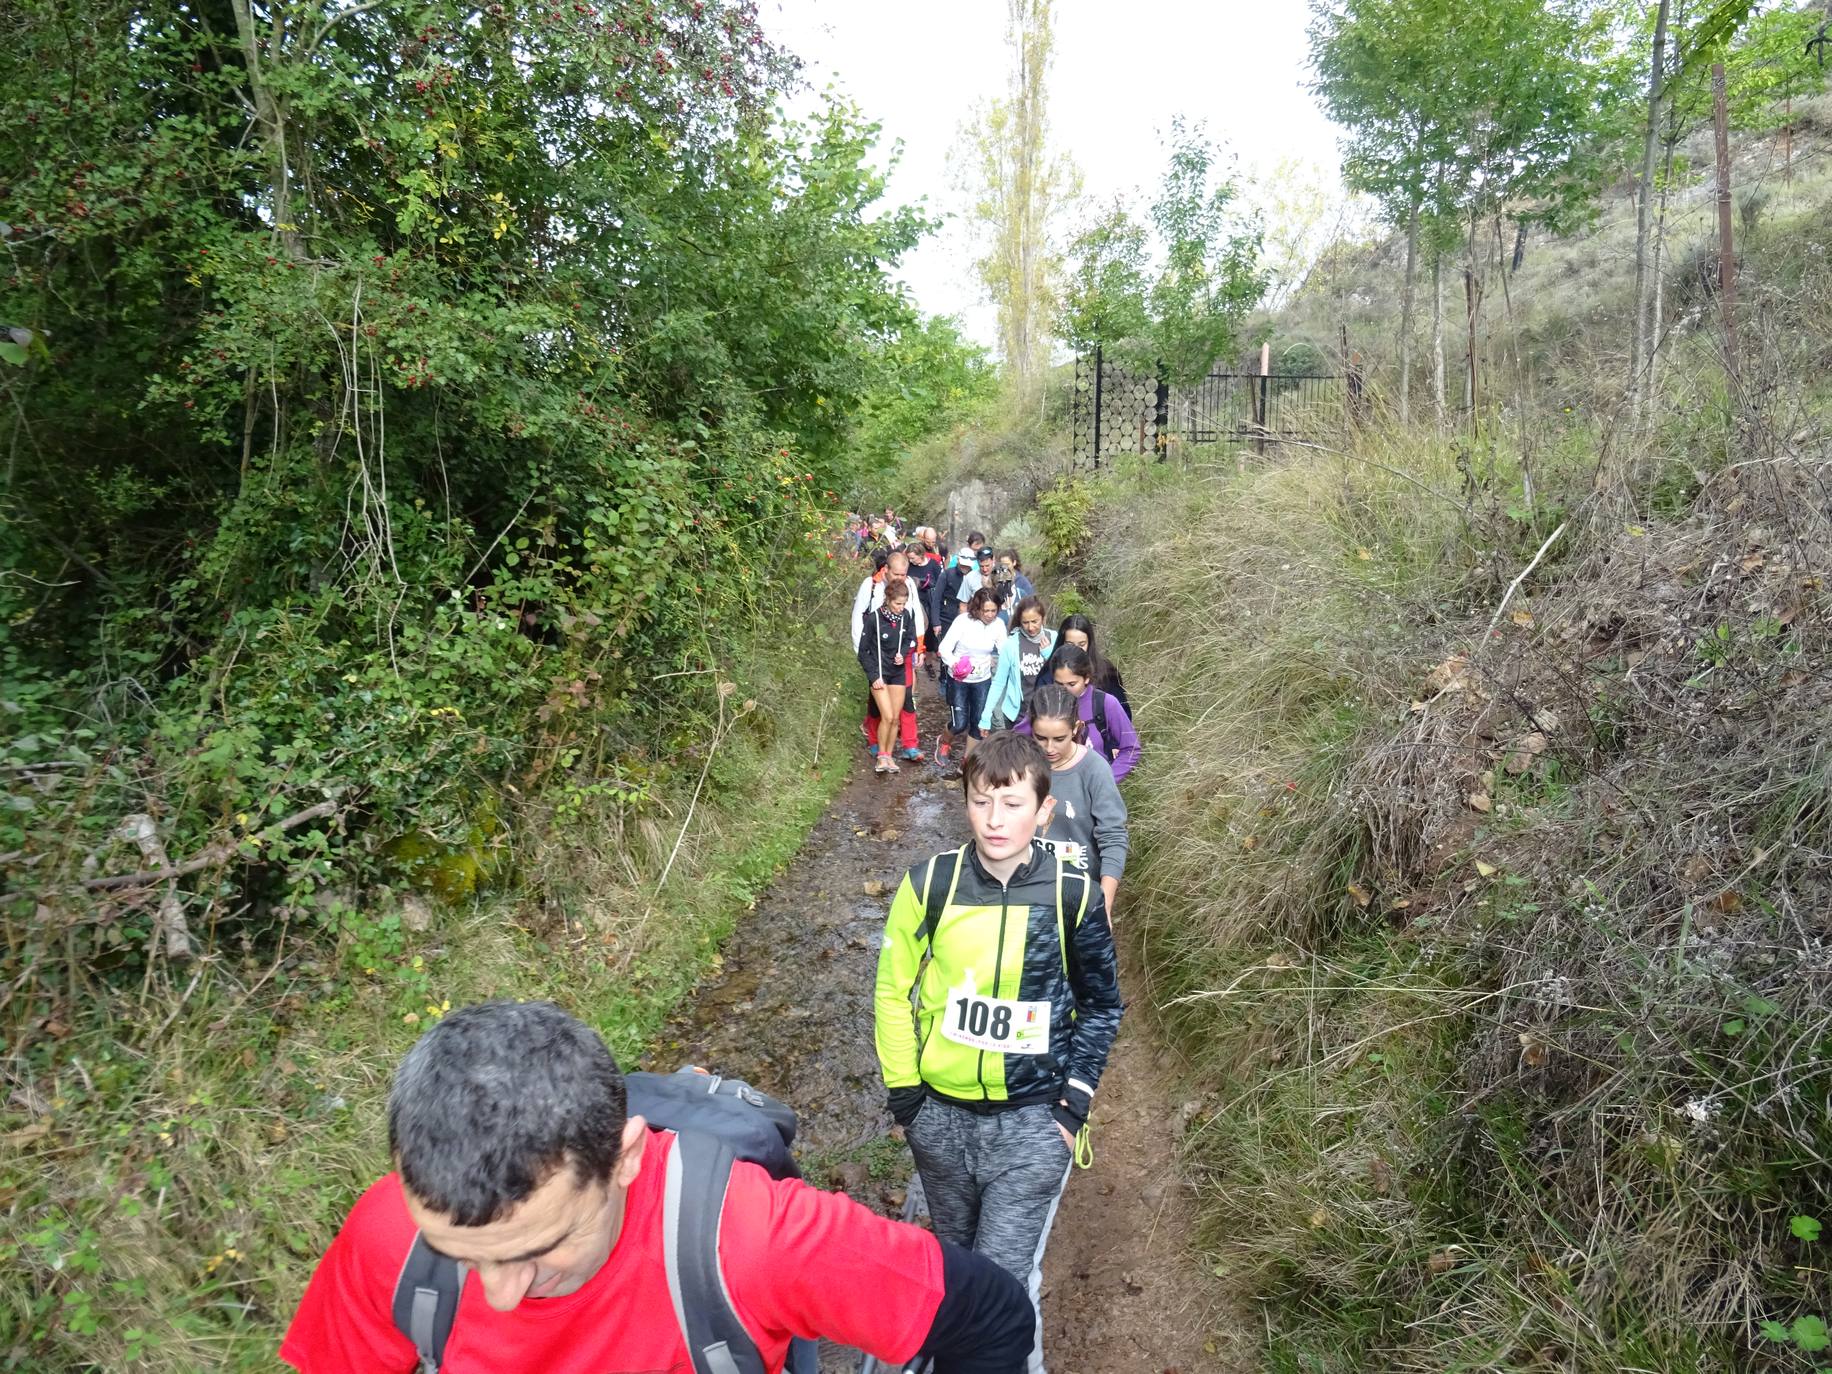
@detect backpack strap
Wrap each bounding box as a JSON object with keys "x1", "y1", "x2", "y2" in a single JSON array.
[
  {"x1": 391, "y1": 1233, "x2": 462, "y2": 1374},
  {"x1": 916, "y1": 845, "x2": 968, "y2": 949},
  {"x1": 663, "y1": 1130, "x2": 766, "y2": 1374},
  {"x1": 1051, "y1": 853, "x2": 1093, "y2": 978}
]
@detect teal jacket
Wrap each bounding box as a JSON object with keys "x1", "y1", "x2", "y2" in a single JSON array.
[{"x1": 979, "y1": 627, "x2": 1056, "y2": 730}]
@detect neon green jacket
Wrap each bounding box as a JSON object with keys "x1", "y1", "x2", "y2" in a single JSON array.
[{"x1": 874, "y1": 840, "x2": 1123, "y2": 1106}]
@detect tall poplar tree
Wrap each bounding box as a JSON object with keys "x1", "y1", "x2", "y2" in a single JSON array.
[{"x1": 962, "y1": 0, "x2": 1077, "y2": 391}]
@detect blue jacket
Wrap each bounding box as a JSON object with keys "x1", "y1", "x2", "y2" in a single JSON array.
[{"x1": 979, "y1": 627, "x2": 1056, "y2": 730}]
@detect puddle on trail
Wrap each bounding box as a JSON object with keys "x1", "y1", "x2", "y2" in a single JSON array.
[{"x1": 645, "y1": 728, "x2": 962, "y2": 1163}]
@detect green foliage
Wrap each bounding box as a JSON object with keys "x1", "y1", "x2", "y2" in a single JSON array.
[
  {"x1": 1035, "y1": 474, "x2": 1096, "y2": 569},
  {"x1": 1662, "y1": 1, "x2": 1831, "y2": 135},
  {"x1": 1060, "y1": 125, "x2": 1264, "y2": 382},
  {"x1": 0, "y1": 620, "x2": 857, "y2": 1373},
  {"x1": 1310, "y1": 0, "x2": 1635, "y2": 237},
  {"x1": 1059, "y1": 199, "x2": 1153, "y2": 354},
  {"x1": 0, "y1": 0, "x2": 967, "y2": 1040},
  {"x1": 1147, "y1": 120, "x2": 1267, "y2": 384},
  {"x1": 850, "y1": 316, "x2": 1000, "y2": 484},
  {"x1": 958, "y1": 0, "x2": 1077, "y2": 388}
]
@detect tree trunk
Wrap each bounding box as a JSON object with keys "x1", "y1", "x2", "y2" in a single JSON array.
[
  {"x1": 229, "y1": 0, "x2": 304, "y2": 259},
  {"x1": 1398, "y1": 200, "x2": 1419, "y2": 426},
  {"x1": 1511, "y1": 219, "x2": 1528, "y2": 273},
  {"x1": 1630, "y1": 0, "x2": 1672, "y2": 424},
  {"x1": 1647, "y1": 121, "x2": 1678, "y2": 421},
  {"x1": 1430, "y1": 249, "x2": 1445, "y2": 422}
]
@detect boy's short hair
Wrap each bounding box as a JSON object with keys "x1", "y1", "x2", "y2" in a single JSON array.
[{"x1": 961, "y1": 731, "x2": 1050, "y2": 805}]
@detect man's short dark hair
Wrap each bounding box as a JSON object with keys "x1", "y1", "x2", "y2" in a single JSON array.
[
  {"x1": 967, "y1": 531, "x2": 985, "y2": 547},
  {"x1": 961, "y1": 731, "x2": 1050, "y2": 805},
  {"x1": 388, "y1": 1000, "x2": 628, "y2": 1226}
]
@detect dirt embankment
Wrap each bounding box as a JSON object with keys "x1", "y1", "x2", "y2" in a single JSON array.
[{"x1": 651, "y1": 691, "x2": 1245, "y2": 1371}]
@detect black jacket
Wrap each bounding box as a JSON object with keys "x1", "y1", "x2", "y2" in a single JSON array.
[
  {"x1": 859, "y1": 605, "x2": 918, "y2": 684},
  {"x1": 936, "y1": 564, "x2": 971, "y2": 639}
]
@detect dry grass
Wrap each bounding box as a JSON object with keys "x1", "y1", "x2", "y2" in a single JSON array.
[{"x1": 1080, "y1": 235, "x2": 1832, "y2": 1366}]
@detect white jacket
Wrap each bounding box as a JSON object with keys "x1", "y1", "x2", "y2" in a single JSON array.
[
  {"x1": 851, "y1": 573, "x2": 926, "y2": 649},
  {"x1": 937, "y1": 613, "x2": 1003, "y2": 684}
]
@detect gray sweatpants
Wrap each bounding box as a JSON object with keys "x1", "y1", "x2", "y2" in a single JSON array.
[{"x1": 906, "y1": 1099, "x2": 1072, "y2": 1374}]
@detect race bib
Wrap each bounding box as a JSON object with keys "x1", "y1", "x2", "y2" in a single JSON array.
[{"x1": 940, "y1": 971, "x2": 1052, "y2": 1055}]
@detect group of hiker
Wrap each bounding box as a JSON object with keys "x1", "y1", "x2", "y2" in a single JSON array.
[
  {"x1": 850, "y1": 526, "x2": 1136, "y2": 779},
  {"x1": 853, "y1": 514, "x2": 1140, "y2": 1368},
  {"x1": 278, "y1": 516, "x2": 1138, "y2": 1374}
]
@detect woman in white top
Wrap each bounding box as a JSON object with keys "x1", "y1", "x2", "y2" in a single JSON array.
[{"x1": 936, "y1": 588, "x2": 1005, "y2": 747}]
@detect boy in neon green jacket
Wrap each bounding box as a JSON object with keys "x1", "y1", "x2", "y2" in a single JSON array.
[{"x1": 874, "y1": 732, "x2": 1122, "y2": 1372}]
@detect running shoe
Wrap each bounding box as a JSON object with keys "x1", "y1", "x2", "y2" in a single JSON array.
[
  {"x1": 935, "y1": 740, "x2": 952, "y2": 764},
  {"x1": 897, "y1": 746, "x2": 926, "y2": 762}
]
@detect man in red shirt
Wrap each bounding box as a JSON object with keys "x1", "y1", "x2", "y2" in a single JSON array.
[{"x1": 282, "y1": 1001, "x2": 1032, "y2": 1374}]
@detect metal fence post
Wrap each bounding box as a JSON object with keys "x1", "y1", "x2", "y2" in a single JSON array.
[
  {"x1": 1091, "y1": 344, "x2": 1104, "y2": 471},
  {"x1": 1153, "y1": 363, "x2": 1170, "y2": 461}
]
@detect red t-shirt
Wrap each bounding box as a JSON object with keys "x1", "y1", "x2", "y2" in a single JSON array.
[{"x1": 280, "y1": 1130, "x2": 941, "y2": 1373}]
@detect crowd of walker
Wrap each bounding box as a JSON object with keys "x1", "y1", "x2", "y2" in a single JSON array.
[{"x1": 279, "y1": 505, "x2": 1141, "y2": 1374}]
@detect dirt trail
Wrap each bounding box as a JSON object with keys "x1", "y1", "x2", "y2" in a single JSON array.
[{"x1": 650, "y1": 690, "x2": 1244, "y2": 1372}]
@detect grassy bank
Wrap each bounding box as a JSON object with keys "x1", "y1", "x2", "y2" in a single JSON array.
[
  {"x1": 1071, "y1": 392, "x2": 1832, "y2": 1369},
  {"x1": 0, "y1": 613, "x2": 856, "y2": 1373}
]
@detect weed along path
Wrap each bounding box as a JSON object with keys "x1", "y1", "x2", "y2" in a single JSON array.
[{"x1": 648, "y1": 695, "x2": 1243, "y2": 1371}]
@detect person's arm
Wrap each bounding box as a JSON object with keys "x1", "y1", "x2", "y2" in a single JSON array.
[
  {"x1": 1087, "y1": 758, "x2": 1130, "y2": 892},
  {"x1": 874, "y1": 867, "x2": 929, "y2": 1125},
  {"x1": 851, "y1": 578, "x2": 874, "y2": 650},
  {"x1": 905, "y1": 575, "x2": 927, "y2": 641},
  {"x1": 916, "y1": 1240, "x2": 1036, "y2": 1373},
  {"x1": 1054, "y1": 880, "x2": 1123, "y2": 1140},
  {"x1": 278, "y1": 1183, "x2": 422, "y2": 1374},
  {"x1": 858, "y1": 619, "x2": 884, "y2": 685},
  {"x1": 720, "y1": 1171, "x2": 1032, "y2": 1374},
  {"x1": 1102, "y1": 695, "x2": 1141, "y2": 782},
  {"x1": 978, "y1": 635, "x2": 1015, "y2": 730}
]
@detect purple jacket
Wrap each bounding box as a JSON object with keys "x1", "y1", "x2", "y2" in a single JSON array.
[{"x1": 1017, "y1": 687, "x2": 1140, "y2": 782}]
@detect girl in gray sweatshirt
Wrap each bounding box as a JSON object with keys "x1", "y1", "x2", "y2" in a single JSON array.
[{"x1": 1025, "y1": 683, "x2": 1130, "y2": 916}]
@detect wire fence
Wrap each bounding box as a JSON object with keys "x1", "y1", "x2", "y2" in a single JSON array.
[{"x1": 1071, "y1": 347, "x2": 1357, "y2": 468}]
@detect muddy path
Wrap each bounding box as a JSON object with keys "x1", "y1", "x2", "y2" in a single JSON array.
[{"x1": 648, "y1": 688, "x2": 1244, "y2": 1371}]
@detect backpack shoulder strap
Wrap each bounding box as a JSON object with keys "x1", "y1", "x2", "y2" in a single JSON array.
[
  {"x1": 663, "y1": 1130, "x2": 765, "y2": 1374},
  {"x1": 916, "y1": 845, "x2": 968, "y2": 947},
  {"x1": 391, "y1": 1233, "x2": 463, "y2": 1374},
  {"x1": 1051, "y1": 853, "x2": 1093, "y2": 977}
]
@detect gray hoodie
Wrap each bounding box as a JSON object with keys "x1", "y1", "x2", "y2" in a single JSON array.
[{"x1": 1042, "y1": 746, "x2": 1129, "y2": 881}]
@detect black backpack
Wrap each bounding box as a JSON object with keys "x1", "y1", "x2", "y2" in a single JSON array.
[
  {"x1": 1090, "y1": 689, "x2": 1123, "y2": 768},
  {"x1": 391, "y1": 1068, "x2": 820, "y2": 1374}
]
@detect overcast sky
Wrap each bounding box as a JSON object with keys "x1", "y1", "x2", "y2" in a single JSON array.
[{"x1": 762, "y1": 0, "x2": 1345, "y2": 345}]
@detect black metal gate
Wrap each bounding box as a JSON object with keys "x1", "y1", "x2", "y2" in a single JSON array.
[{"x1": 1072, "y1": 347, "x2": 1348, "y2": 468}]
